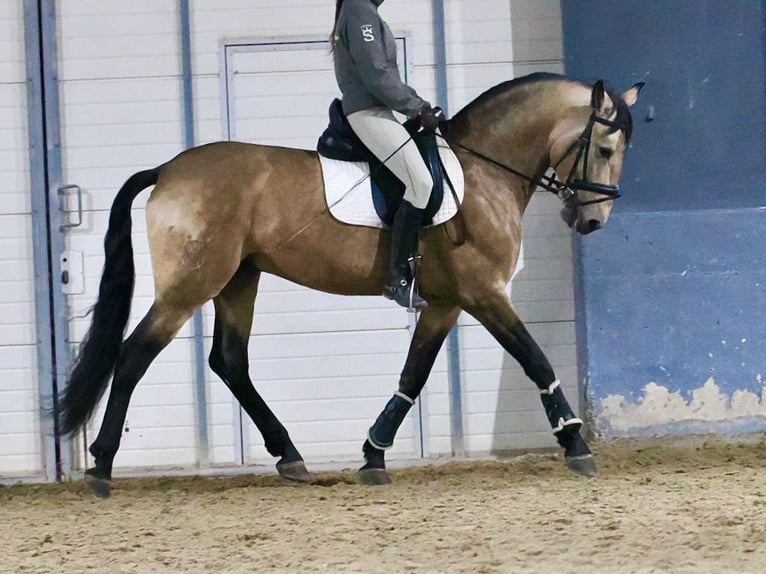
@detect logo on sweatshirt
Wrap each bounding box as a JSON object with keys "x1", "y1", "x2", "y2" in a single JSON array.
[{"x1": 361, "y1": 24, "x2": 375, "y2": 42}]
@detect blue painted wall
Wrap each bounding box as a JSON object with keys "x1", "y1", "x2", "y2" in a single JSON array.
[{"x1": 561, "y1": 1, "x2": 766, "y2": 436}]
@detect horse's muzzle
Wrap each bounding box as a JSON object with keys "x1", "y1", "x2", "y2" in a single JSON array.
[
  {"x1": 578, "y1": 218, "x2": 603, "y2": 234},
  {"x1": 560, "y1": 206, "x2": 604, "y2": 235}
]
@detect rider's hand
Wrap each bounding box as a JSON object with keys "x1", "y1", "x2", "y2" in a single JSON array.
[{"x1": 417, "y1": 105, "x2": 444, "y2": 132}]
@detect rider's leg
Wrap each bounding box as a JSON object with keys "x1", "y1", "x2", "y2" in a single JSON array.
[{"x1": 347, "y1": 108, "x2": 433, "y2": 309}]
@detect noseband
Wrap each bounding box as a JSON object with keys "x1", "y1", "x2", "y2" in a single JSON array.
[
  {"x1": 541, "y1": 112, "x2": 623, "y2": 207},
  {"x1": 445, "y1": 111, "x2": 627, "y2": 209}
]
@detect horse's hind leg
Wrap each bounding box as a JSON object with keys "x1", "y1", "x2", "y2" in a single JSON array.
[
  {"x1": 86, "y1": 304, "x2": 193, "y2": 497},
  {"x1": 359, "y1": 304, "x2": 461, "y2": 485},
  {"x1": 209, "y1": 260, "x2": 313, "y2": 483},
  {"x1": 466, "y1": 293, "x2": 596, "y2": 477}
]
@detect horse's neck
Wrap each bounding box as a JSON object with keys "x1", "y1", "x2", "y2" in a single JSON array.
[{"x1": 446, "y1": 91, "x2": 562, "y2": 200}]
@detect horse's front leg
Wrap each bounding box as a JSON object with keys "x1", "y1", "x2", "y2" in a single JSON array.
[
  {"x1": 465, "y1": 293, "x2": 597, "y2": 477},
  {"x1": 359, "y1": 304, "x2": 461, "y2": 485}
]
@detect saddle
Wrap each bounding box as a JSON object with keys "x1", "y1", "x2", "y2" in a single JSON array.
[{"x1": 316, "y1": 99, "x2": 449, "y2": 226}]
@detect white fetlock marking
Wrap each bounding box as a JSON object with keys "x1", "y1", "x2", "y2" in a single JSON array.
[
  {"x1": 552, "y1": 417, "x2": 583, "y2": 434},
  {"x1": 394, "y1": 391, "x2": 415, "y2": 405},
  {"x1": 540, "y1": 380, "x2": 561, "y2": 395}
]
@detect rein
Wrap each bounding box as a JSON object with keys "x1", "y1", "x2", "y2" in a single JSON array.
[
  {"x1": 270, "y1": 110, "x2": 625, "y2": 254},
  {"x1": 442, "y1": 112, "x2": 625, "y2": 208}
]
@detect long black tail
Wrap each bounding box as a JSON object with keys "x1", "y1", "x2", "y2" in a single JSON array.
[{"x1": 58, "y1": 167, "x2": 161, "y2": 436}]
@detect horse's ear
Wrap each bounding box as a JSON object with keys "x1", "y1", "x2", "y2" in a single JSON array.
[
  {"x1": 590, "y1": 80, "x2": 606, "y2": 111},
  {"x1": 621, "y1": 82, "x2": 645, "y2": 107}
]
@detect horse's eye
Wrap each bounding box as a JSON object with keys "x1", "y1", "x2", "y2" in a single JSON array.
[{"x1": 598, "y1": 146, "x2": 614, "y2": 160}]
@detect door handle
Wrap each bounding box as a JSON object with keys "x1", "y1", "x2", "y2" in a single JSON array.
[{"x1": 58, "y1": 184, "x2": 83, "y2": 229}]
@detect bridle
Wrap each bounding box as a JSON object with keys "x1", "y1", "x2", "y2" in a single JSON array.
[{"x1": 443, "y1": 111, "x2": 627, "y2": 208}]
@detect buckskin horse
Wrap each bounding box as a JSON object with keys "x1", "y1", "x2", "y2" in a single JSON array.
[{"x1": 59, "y1": 72, "x2": 643, "y2": 497}]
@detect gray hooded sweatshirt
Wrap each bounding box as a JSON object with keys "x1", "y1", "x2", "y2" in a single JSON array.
[{"x1": 333, "y1": 0, "x2": 429, "y2": 118}]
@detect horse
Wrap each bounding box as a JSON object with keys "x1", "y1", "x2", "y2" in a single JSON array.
[{"x1": 58, "y1": 72, "x2": 643, "y2": 497}]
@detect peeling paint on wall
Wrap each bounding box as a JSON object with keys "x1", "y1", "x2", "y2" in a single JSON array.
[{"x1": 599, "y1": 377, "x2": 766, "y2": 437}]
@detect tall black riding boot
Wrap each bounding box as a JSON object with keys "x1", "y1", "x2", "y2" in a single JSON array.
[{"x1": 383, "y1": 200, "x2": 428, "y2": 310}]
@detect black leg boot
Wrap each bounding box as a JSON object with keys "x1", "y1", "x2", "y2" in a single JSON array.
[
  {"x1": 539, "y1": 380, "x2": 583, "y2": 439},
  {"x1": 383, "y1": 200, "x2": 428, "y2": 310},
  {"x1": 368, "y1": 392, "x2": 415, "y2": 450}
]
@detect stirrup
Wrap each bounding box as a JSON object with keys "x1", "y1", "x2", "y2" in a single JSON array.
[
  {"x1": 383, "y1": 253, "x2": 427, "y2": 311},
  {"x1": 406, "y1": 280, "x2": 428, "y2": 311},
  {"x1": 405, "y1": 254, "x2": 427, "y2": 310},
  {"x1": 383, "y1": 278, "x2": 428, "y2": 311}
]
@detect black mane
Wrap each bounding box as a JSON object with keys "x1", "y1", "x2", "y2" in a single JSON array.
[{"x1": 456, "y1": 72, "x2": 568, "y2": 115}]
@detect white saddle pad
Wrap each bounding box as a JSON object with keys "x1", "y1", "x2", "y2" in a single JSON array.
[{"x1": 319, "y1": 138, "x2": 464, "y2": 229}]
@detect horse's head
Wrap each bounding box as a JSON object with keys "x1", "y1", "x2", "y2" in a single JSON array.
[{"x1": 550, "y1": 80, "x2": 643, "y2": 234}]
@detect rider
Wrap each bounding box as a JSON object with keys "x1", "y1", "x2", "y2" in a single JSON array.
[{"x1": 331, "y1": 0, "x2": 443, "y2": 310}]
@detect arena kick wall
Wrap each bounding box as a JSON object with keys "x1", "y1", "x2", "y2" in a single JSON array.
[{"x1": 562, "y1": 1, "x2": 766, "y2": 437}]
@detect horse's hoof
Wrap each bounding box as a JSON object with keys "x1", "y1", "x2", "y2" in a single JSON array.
[
  {"x1": 358, "y1": 467, "x2": 392, "y2": 486},
  {"x1": 276, "y1": 459, "x2": 316, "y2": 484},
  {"x1": 85, "y1": 470, "x2": 112, "y2": 498},
  {"x1": 565, "y1": 454, "x2": 597, "y2": 477}
]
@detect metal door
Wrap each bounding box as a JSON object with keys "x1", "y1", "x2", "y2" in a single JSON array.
[{"x1": 220, "y1": 37, "x2": 430, "y2": 465}]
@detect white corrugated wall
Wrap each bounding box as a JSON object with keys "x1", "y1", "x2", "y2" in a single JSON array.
[
  {"x1": 57, "y1": 1, "x2": 198, "y2": 470},
  {"x1": 2, "y1": 0, "x2": 576, "y2": 478},
  {"x1": 0, "y1": 1, "x2": 44, "y2": 479}
]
